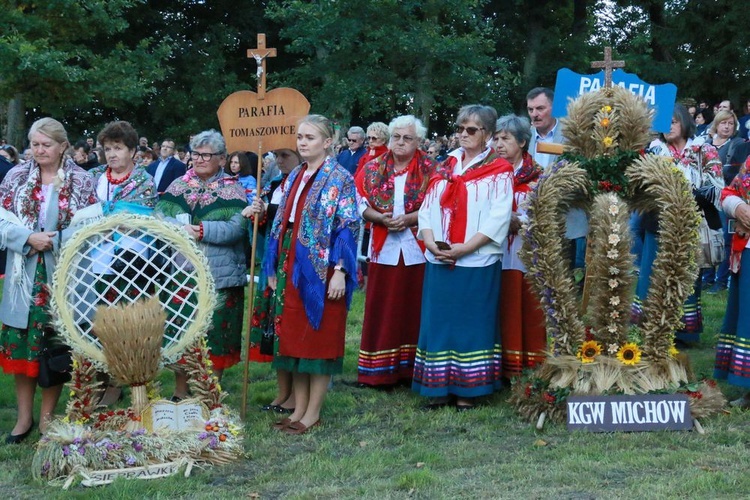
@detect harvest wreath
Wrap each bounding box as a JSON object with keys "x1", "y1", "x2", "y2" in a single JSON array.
[
  {"x1": 33, "y1": 214, "x2": 244, "y2": 486},
  {"x1": 511, "y1": 86, "x2": 725, "y2": 426}
]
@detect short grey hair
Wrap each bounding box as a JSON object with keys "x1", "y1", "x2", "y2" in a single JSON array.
[
  {"x1": 347, "y1": 126, "x2": 365, "y2": 139},
  {"x1": 388, "y1": 115, "x2": 428, "y2": 140},
  {"x1": 191, "y1": 129, "x2": 226, "y2": 155},
  {"x1": 456, "y1": 105, "x2": 498, "y2": 135},
  {"x1": 495, "y1": 114, "x2": 532, "y2": 151},
  {"x1": 526, "y1": 87, "x2": 554, "y2": 103}
]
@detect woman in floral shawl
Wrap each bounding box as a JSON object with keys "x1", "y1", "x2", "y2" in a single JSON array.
[
  {"x1": 155, "y1": 130, "x2": 248, "y2": 401},
  {"x1": 632, "y1": 104, "x2": 723, "y2": 345},
  {"x1": 715, "y1": 159, "x2": 750, "y2": 407},
  {"x1": 89, "y1": 121, "x2": 156, "y2": 212},
  {"x1": 0, "y1": 118, "x2": 97, "y2": 442},
  {"x1": 354, "y1": 115, "x2": 435, "y2": 388},
  {"x1": 264, "y1": 115, "x2": 358, "y2": 435},
  {"x1": 493, "y1": 114, "x2": 546, "y2": 378}
]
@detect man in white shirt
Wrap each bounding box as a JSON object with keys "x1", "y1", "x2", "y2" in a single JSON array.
[
  {"x1": 146, "y1": 138, "x2": 187, "y2": 194},
  {"x1": 526, "y1": 87, "x2": 565, "y2": 169},
  {"x1": 526, "y1": 87, "x2": 587, "y2": 281}
]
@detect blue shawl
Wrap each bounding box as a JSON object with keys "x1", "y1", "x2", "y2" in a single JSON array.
[{"x1": 264, "y1": 156, "x2": 359, "y2": 329}]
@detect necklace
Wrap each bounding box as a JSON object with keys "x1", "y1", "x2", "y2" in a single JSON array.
[{"x1": 107, "y1": 167, "x2": 133, "y2": 185}]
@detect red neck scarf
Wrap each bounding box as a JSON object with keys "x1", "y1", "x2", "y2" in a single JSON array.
[{"x1": 428, "y1": 149, "x2": 513, "y2": 244}]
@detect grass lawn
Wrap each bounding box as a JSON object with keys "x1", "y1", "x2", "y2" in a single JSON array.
[{"x1": 1, "y1": 287, "x2": 749, "y2": 499}]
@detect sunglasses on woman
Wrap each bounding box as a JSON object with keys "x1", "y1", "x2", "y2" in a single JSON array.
[{"x1": 455, "y1": 125, "x2": 485, "y2": 135}]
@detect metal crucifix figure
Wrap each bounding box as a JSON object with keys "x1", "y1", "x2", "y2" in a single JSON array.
[{"x1": 247, "y1": 34, "x2": 277, "y2": 100}]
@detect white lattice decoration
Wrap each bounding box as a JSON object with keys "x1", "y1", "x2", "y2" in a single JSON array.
[{"x1": 50, "y1": 213, "x2": 217, "y2": 373}]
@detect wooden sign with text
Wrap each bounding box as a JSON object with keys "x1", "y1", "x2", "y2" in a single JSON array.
[
  {"x1": 567, "y1": 394, "x2": 693, "y2": 432},
  {"x1": 217, "y1": 88, "x2": 310, "y2": 154},
  {"x1": 76, "y1": 461, "x2": 190, "y2": 487}
]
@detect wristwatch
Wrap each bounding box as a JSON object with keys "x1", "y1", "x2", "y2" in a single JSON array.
[{"x1": 334, "y1": 264, "x2": 348, "y2": 275}]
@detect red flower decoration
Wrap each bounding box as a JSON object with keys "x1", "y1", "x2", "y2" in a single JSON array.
[
  {"x1": 686, "y1": 390, "x2": 703, "y2": 400},
  {"x1": 584, "y1": 326, "x2": 594, "y2": 341}
]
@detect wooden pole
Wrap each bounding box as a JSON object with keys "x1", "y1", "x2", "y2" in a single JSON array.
[{"x1": 241, "y1": 141, "x2": 264, "y2": 420}]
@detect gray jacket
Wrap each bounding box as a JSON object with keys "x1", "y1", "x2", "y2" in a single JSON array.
[{"x1": 197, "y1": 212, "x2": 248, "y2": 289}]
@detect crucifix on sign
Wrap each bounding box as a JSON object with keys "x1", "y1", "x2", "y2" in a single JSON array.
[
  {"x1": 591, "y1": 46, "x2": 625, "y2": 89},
  {"x1": 247, "y1": 34, "x2": 277, "y2": 100}
]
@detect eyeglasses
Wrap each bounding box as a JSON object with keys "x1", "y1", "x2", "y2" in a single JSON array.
[
  {"x1": 367, "y1": 136, "x2": 381, "y2": 142},
  {"x1": 391, "y1": 134, "x2": 416, "y2": 143},
  {"x1": 455, "y1": 125, "x2": 485, "y2": 135},
  {"x1": 347, "y1": 137, "x2": 362, "y2": 142},
  {"x1": 190, "y1": 151, "x2": 221, "y2": 161}
]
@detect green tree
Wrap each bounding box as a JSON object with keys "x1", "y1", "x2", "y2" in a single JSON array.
[
  {"x1": 266, "y1": 0, "x2": 514, "y2": 133},
  {"x1": 0, "y1": 0, "x2": 171, "y2": 146},
  {"x1": 603, "y1": 0, "x2": 750, "y2": 107},
  {"x1": 121, "y1": 0, "x2": 273, "y2": 144},
  {"x1": 484, "y1": 0, "x2": 597, "y2": 112}
]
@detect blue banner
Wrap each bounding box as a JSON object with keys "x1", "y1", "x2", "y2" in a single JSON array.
[{"x1": 552, "y1": 68, "x2": 677, "y2": 133}]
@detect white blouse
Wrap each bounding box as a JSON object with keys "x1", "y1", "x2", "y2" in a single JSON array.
[{"x1": 418, "y1": 148, "x2": 514, "y2": 268}]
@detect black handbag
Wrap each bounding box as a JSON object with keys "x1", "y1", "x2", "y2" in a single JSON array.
[{"x1": 37, "y1": 328, "x2": 72, "y2": 388}]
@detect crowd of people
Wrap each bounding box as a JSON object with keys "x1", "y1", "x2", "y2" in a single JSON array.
[{"x1": 1, "y1": 88, "x2": 750, "y2": 443}]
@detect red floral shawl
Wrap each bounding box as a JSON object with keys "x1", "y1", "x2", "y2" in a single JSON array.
[
  {"x1": 356, "y1": 144, "x2": 389, "y2": 175},
  {"x1": 355, "y1": 149, "x2": 435, "y2": 259},
  {"x1": 512, "y1": 152, "x2": 542, "y2": 211},
  {"x1": 721, "y1": 157, "x2": 750, "y2": 272},
  {"x1": 508, "y1": 152, "x2": 542, "y2": 247}
]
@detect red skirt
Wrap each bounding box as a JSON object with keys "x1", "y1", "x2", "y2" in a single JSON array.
[
  {"x1": 358, "y1": 258, "x2": 424, "y2": 385},
  {"x1": 277, "y1": 229, "x2": 347, "y2": 360},
  {"x1": 499, "y1": 270, "x2": 546, "y2": 378}
]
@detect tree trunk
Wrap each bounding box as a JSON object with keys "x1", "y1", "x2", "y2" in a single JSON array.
[
  {"x1": 572, "y1": 0, "x2": 589, "y2": 36},
  {"x1": 7, "y1": 95, "x2": 25, "y2": 150},
  {"x1": 522, "y1": 25, "x2": 542, "y2": 94},
  {"x1": 646, "y1": 0, "x2": 673, "y2": 63},
  {"x1": 415, "y1": 59, "x2": 435, "y2": 129}
]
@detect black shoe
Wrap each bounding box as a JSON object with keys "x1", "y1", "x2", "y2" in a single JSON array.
[
  {"x1": 707, "y1": 283, "x2": 728, "y2": 294},
  {"x1": 421, "y1": 397, "x2": 453, "y2": 411},
  {"x1": 273, "y1": 405, "x2": 295, "y2": 414},
  {"x1": 5, "y1": 420, "x2": 35, "y2": 445}
]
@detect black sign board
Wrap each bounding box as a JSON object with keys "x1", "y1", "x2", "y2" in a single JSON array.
[{"x1": 567, "y1": 394, "x2": 693, "y2": 432}]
